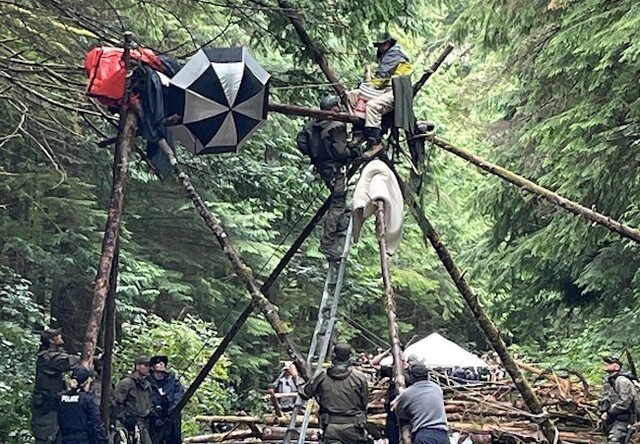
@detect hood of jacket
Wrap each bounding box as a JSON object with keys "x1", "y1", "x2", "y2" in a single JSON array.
[
  {"x1": 378, "y1": 44, "x2": 409, "y2": 63},
  {"x1": 327, "y1": 362, "x2": 353, "y2": 380}
]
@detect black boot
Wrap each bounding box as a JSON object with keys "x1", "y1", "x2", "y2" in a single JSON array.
[{"x1": 362, "y1": 128, "x2": 385, "y2": 159}]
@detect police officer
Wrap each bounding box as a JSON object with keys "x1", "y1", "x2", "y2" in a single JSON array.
[
  {"x1": 57, "y1": 366, "x2": 108, "y2": 444},
  {"x1": 394, "y1": 363, "x2": 448, "y2": 444},
  {"x1": 599, "y1": 356, "x2": 637, "y2": 444},
  {"x1": 32, "y1": 328, "x2": 80, "y2": 444},
  {"x1": 147, "y1": 356, "x2": 185, "y2": 444},
  {"x1": 296, "y1": 95, "x2": 357, "y2": 262},
  {"x1": 113, "y1": 356, "x2": 153, "y2": 444},
  {"x1": 299, "y1": 343, "x2": 369, "y2": 444}
]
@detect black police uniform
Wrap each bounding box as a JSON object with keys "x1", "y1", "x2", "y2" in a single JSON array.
[
  {"x1": 147, "y1": 371, "x2": 185, "y2": 444},
  {"x1": 57, "y1": 389, "x2": 108, "y2": 444}
]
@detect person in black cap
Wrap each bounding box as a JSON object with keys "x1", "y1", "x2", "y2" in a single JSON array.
[
  {"x1": 112, "y1": 356, "x2": 153, "y2": 444},
  {"x1": 31, "y1": 328, "x2": 80, "y2": 444},
  {"x1": 147, "y1": 355, "x2": 185, "y2": 444},
  {"x1": 598, "y1": 355, "x2": 638, "y2": 444},
  {"x1": 349, "y1": 31, "x2": 413, "y2": 158},
  {"x1": 57, "y1": 366, "x2": 108, "y2": 444},
  {"x1": 299, "y1": 343, "x2": 369, "y2": 443},
  {"x1": 394, "y1": 363, "x2": 448, "y2": 444}
]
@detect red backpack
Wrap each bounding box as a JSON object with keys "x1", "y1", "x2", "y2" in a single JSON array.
[{"x1": 84, "y1": 47, "x2": 163, "y2": 107}]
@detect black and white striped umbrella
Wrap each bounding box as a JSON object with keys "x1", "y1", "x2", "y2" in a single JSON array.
[{"x1": 166, "y1": 47, "x2": 270, "y2": 154}]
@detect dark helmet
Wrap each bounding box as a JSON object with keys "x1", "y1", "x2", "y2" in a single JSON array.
[
  {"x1": 373, "y1": 32, "x2": 397, "y2": 48},
  {"x1": 320, "y1": 95, "x2": 340, "y2": 111},
  {"x1": 40, "y1": 327, "x2": 62, "y2": 344},
  {"x1": 71, "y1": 366, "x2": 95, "y2": 385},
  {"x1": 409, "y1": 363, "x2": 429, "y2": 379},
  {"x1": 603, "y1": 355, "x2": 623, "y2": 366},
  {"x1": 333, "y1": 343, "x2": 352, "y2": 362}
]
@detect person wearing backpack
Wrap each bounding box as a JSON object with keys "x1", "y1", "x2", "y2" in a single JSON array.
[
  {"x1": 296, "y1": 96, "x2": 359, "y2": 262},
  {"x1": 599, "y1": 356, "x2": 637, "y2": 444}
]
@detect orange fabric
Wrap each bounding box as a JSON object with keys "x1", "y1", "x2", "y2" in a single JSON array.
[{"x1": 84, "y1": 47, "x2": 163, "y2": 107}]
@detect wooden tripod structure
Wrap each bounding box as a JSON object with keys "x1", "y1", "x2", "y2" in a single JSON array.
[{"x1": 80, "y1": 8, "x2": 640, "y2": 442}]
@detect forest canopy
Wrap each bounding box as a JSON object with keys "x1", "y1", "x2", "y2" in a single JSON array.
[{"x1": 1, "y1": 0, "x2": 639, "y2": 441}]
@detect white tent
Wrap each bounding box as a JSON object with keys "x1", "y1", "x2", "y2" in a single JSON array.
[{"x1": 380, "y1": 333, "x2": 488, "y2": 368}]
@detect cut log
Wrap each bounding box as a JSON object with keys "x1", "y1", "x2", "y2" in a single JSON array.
[
  {"x1": 429, "y1": 136, "x2": 640, "y2": 245},
  {"x1": 392, "y1": 154, "x2": 563, "y2": 444},
  {"x1": 157, "y1": 139, "x2": 309, "y2": 428},
  {"x1": 374, "y1": 200, "x2": 411, "y2": 444},
  {"x1": 267, "y1": 102, "x2": 640, "y2": 245}
]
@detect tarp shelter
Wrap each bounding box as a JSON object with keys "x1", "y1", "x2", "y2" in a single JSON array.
[{"x1": 380, "y1": 333, "x2": 488, "y2": 368}]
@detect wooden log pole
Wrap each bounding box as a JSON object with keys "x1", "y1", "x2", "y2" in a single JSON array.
[
  {"x1": 389, "y1": 155, "x2": 561, "y2": 444},
  {"x1": 157, "y1": 139, "x2": 310, "y2": 414},
  {"x1": 374, "y1": 201, "x2": 406, "y2": 391},
  {"x1": 429, "y1": 136, "x2": 640, "y2": 244},
  {"x1": 269, "y1": 99, "x2": 640, "y2": 244},
  {"x1": 165, "y1": 160, "x2": 368, "y2": 426},
  {"x1": 81, "y1": 31, "x2": 136, "y2": 366},
  {"x1": 164, "y1": 179, "x2": 333, "y2": 428},
  {"x1": 374, "y1": 200, "x2": 412, "y2": 444},
  {"x1": 413, "y1": 44, "x2": 455, "y2": 96},
  {"x1": 99, "y1": 242, "x2": 118, "y2": 423},
  {"x1": 268, "y1": 97, "x2": 640, "y2": 244},
  {"x1": 276, "y1": 0, "x2": 348, "y2": 105}
]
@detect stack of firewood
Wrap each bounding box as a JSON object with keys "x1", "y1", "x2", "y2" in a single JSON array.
[{"x1": 187, "y1": 371, "x2": 605, "y2": 444}]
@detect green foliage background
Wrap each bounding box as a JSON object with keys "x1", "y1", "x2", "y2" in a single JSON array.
[{"x1": 1, "y1": 0, "x2": 639, "y2": 441}]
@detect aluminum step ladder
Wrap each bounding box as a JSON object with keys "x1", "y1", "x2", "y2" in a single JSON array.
[{"x1": 282, "y1": 219, "x2": 354, "y2": 444}]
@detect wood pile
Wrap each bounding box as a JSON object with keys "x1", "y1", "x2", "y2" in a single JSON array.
[{"x1": 186, "y1": 368, "x2": 606, "y2": 444}]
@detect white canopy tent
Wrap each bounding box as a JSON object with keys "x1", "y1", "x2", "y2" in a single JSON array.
[{"x1": 380, "y1": 333, "x2": 488, "y2": 368}]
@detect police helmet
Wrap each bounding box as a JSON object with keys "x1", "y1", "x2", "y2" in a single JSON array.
[
  {"x1": 71, "y1": 366, "x2": 94, "y2": 385},
  {"x1": 319, "y1": 95, "x2": 340, "y2": 111},
  {"x1": 603, "y1": 355, "x2": 623, "y2": 366}
]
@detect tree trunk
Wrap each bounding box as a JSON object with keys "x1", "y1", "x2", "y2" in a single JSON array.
[
  {"x1": 81, "y1": 31, "x2": 135, "y2": 365},
  {"x1": 82, "y1": 111, "x2": 135, "y2": 367},
  {"x1": 374, "y1": 200, "x2": 412, "y2": 444}
]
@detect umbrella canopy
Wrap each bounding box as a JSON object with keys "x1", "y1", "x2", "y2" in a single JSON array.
[
  {"x1": 167, "y1": 47, "x2": 270, "y2": 154},
  {"x1": 380, "y1": 333, "x2": 488, "y2": 368}
]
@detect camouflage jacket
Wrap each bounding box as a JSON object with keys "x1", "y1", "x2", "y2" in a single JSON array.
[
  {"x1": 113, "y1": 374, "x2": 153, "y2": 421},
  {"x1": 34, "y1": 347, "x2": 80, "y2": 394},
  {"x1": 600, "y1": 372, "x2": 637, "y2": 420}
]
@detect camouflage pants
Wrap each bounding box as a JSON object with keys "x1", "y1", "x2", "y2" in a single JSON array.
[
  {"x1": 318, "y1": 165, "x2": 349, "y2": 261},
  {"x1": 322, "y1": 423, "x2": 368, "y2": 444},
  {"x1": 607, "y1": 421, "x2": 632, "y2": 444},
  {"x1": 31, "y1": 391, "x2": 59, "y2": 444}
]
